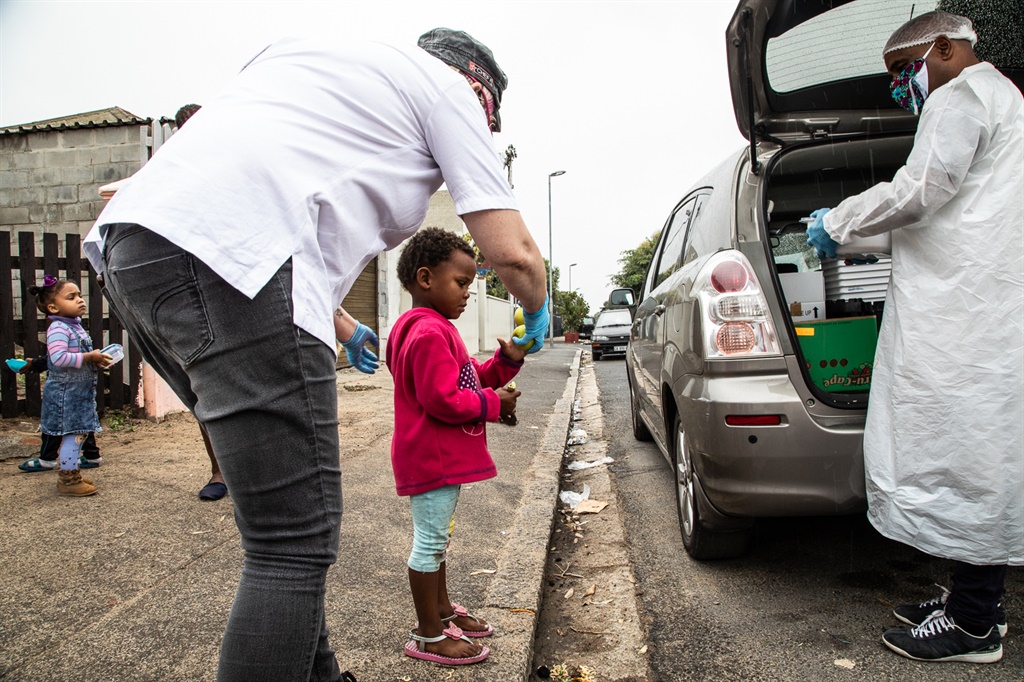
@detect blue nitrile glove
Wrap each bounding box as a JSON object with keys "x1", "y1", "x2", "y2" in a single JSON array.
[
  {"x1": 806, "y1": 208, "x2": 838, "y2": 260},
  {"x1": 342, "y1": 322, "x2": 379, "y2": 374},
  {"x1": 514, "y1": 296, "x2": 549, "y2": 354}
]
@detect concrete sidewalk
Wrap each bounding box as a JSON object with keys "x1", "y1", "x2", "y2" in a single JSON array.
[{"x1": 0, "y1": 343, "x2": 583, "y2": 681}]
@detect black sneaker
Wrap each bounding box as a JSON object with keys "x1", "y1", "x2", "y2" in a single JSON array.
[
  {"x1": 883, "y1": 610, "x2": 1002, "y2": 664},
  {"x1": 894, "y1": 589, "x2": 1008, "y2": 638}
]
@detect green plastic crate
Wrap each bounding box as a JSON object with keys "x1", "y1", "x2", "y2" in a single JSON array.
[{"x1": 795, "y1": 316, "x2": 878, "y2": 393}]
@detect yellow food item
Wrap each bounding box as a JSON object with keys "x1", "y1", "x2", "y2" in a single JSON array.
[
  {"x1": 512, "y1": 324, "x2": 535, "y2": 351},
  {"x1": 514, "y1": 307, "x2": 525, "y2": 327},
  {"x1": 505, "y1": 381, "x2": 517, "y2": 391}
]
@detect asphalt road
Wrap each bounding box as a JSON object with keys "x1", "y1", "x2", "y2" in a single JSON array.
[{"x1": 591, "y1": 357, "x2": 1023, "y2": 681}]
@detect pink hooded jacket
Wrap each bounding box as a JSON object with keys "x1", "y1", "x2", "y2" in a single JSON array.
[{"x1": 386, "y1": 307, "x2": 522, "y2": 496}]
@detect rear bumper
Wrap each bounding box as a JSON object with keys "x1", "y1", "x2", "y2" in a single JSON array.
[{"x1": 676, "y1": 368, "x2": 867, "y2": 517}]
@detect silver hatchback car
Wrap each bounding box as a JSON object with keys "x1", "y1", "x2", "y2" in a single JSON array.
[{"x1": 626, "y1": 0, "x2": 1022, "y2": 559}]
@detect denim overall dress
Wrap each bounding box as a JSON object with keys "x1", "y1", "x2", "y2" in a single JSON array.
[{"x1": 40, "y1": 318, "x2": 102, "y2": 436}]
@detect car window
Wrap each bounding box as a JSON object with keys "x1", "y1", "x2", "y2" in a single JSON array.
[
  {"x1": 595, "y1": 310, "x2": 632, "y2": 329},
  {"x1": 681, "y1": 193, "x2": 713, "y2": 266},
  {"x1": 653, "y1": 197, "x2": 696, "y2": 290},
  {"x1": 640, "y1": 230, "x2": 663, "y2": 299},
  {"x1": 765, "y1": 0, "x2": 938, "y2": 94},
  {"x1": 773, "y1": 233, "x2": 820, "y2": 272}
]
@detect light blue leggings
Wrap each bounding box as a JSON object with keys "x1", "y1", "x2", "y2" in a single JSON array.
[
  {"x1": 408, "y1": 484, "x2": 461, "y2": 573},
  {"x1": 58, "y1": 434, "x2": 86, "y2": 471}
]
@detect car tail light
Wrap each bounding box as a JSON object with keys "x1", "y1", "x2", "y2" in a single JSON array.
[
  {"x1": 710, "y1": 260, "x2": 748, "y2": 293},
  {"x1": 716, "y1": 322, "x2": 756, "y2": 354},
  {"x1": 697, "y1": 251, "x2": 780, "y2": 359}
]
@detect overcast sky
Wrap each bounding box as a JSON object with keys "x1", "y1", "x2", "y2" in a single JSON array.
[{"x1": 0, "y1": 0, "x2": 747, "y2": 314}]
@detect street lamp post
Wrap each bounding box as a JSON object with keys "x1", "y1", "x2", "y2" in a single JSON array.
[
  {"x1": 548, "y1": 170, "x2": 566, "y2": 341},
  {"x1": 568, "y1": 262, "x2": 578, "y2": 297}
]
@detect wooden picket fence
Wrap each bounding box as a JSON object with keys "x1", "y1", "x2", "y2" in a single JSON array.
[{"x1": 1, "y1": 230, "x2": 139, "y2": 419}]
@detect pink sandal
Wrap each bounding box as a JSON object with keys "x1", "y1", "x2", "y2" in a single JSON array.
[
  {"x1": 442, "y1": 602, "x2": 494, "y2": 637},
  {"x1": 404, "y1": 624, "x2": 489, "y2": 665}
]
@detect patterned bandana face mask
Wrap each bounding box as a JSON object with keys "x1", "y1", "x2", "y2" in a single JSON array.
[
  {"x1": 461, "y1": 72, "x2": 498, "y2": 132},
  {"x1": 890, "y1": 42, "x2": 935, "y2": 115}
]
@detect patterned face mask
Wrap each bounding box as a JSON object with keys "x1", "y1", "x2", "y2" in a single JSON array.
[
  {"x1": 889, "y1": 42, "x2": 935, "y2": 115},
  {"x1": 461, "y1": 72, "x2": 498, "y2": 132}
]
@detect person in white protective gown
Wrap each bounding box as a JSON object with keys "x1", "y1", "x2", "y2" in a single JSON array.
[{"x1": 805, "y1": 10, "x2": 1022, "y2": 666}]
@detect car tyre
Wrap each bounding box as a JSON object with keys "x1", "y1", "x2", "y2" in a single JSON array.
[
  {"x1": 628, "y1": 373, "x2": 652, "y2": 442},
  {"x1": 593, "y1": 351, "x2": 602, "y2": 361},
  {"x1": 671, "y1": 412, "x2": 751, "y2": 560}
]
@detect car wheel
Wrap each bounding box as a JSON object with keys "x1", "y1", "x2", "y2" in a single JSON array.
[
  {"x1": 671, "y1": 413, "x2": 751, "y2": 560},
  {"x1": 593, "y1": 351, "x2": 602, "y2": 361},
  {"x1": 628, "y1": 373, "x2": 652, "y2": 442}
]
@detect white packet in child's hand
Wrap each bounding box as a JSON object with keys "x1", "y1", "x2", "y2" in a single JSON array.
[{"x1": 101, "y1": 344, "x2": 124, "y2": 364}]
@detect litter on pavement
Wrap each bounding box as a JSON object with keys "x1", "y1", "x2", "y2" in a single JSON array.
[
  {"x1": 567, "y1": 429, "x2": 588, "y2": 445},
  {"x1": 574, "y1": 499, "x2": 608, "y2": 515},
  {"x1": 567, "y1": 457, "x2": 613, "y2": 470},
  {"x1": 559, "y1": 483, "x2": 591, "y2": 509}
]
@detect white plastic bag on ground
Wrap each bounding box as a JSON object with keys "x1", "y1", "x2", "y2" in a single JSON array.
[
  {"x1": 567, "y1": 457, "x2": 614, "y2": 471},
  {"x1": 567, "y1": 429, "x2": 588, "y2": 445},
  {"x1": 559, "y1": 483, "x2": 591, "y2": 509}
]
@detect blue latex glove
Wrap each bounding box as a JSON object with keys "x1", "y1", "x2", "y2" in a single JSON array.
[
  {"x1": 341, "y1": 322, "x2": 379, "y2": 374},
  {"x1": 806, "y1": 208, "x2": 838, "y2": 260},
  {"x1": 514, "y1": 296, "x2": 549, "y2": 354}
]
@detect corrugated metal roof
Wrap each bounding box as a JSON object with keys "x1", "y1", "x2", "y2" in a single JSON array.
[{"x1": 0, "y1": 107, "x2": 150, "y2": 135}]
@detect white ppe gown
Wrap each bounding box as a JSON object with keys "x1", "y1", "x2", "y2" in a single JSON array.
[{"x1": 824, "y1": 62, "x2": 1023, "y2": 565}]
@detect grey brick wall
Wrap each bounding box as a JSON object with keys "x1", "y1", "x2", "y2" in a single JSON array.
[
  {"x1": 1, "y1": 124, "x2": 147, "y2": 317},
  {"x1": 0, "y1": 125, "x2": 146, "y2": 254}
]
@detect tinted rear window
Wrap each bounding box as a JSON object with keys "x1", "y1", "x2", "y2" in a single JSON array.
[
  {"x1": 765, "y1": 0, "x2": 938, "y2": 93},
  {"x1": 596, "y1": 310, "x2": 632, "y2": 328}
]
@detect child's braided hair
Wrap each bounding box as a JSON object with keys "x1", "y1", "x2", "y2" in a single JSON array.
[{"x1": 26, "y1": 274, "x2": 69, "y2": 314}]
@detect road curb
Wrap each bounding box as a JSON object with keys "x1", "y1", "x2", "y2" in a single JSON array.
[{"x1": 485, "y1": 348, "x2": 582, "y2": 681}]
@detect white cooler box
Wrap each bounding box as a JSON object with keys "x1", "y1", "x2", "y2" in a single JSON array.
[
  {"x1": 823, "y1": 259, "x2": 892, "y2": 303},
  {"x1": 835, "y1": 232, "x2": 891, "y2": 258},
  {"x1": 779, "y1": 270, "x2": 826, "y2": 322}
]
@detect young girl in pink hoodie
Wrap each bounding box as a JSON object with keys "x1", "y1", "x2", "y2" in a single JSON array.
[{"x1": 386, "y1": 228, "x2": 524, "y2": 666}]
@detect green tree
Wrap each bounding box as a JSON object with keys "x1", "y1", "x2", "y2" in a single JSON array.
[
  {"x1": 610, "y1": 230, "x2": 660, "y2": 295},
  {"x1": 555, "y1": 290, "x2": 589, "y2": 333}
]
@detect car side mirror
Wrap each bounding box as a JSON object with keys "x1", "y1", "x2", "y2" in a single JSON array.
[
  {"x1": 607, "y1": 287, "x2": 638, "y2": 317},
  {"x1": 608, "y1": 288, "x2": 635, "y2": 306}
]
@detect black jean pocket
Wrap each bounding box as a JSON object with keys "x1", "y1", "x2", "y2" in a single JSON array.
[{"x1": 108, "y1": 252, "x2": 214, "y2": 366}]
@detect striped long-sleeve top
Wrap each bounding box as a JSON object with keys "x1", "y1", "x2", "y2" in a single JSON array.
[{"x1": 46, "y1": 316, "x2": 91, "y2": 369}]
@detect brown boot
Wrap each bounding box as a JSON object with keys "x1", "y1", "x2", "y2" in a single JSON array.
[{"x1": 57, "y1": 469, "x2": 97, "y2": 497}]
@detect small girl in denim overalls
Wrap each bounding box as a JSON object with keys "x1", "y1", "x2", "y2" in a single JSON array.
[{"x1": 28, "y1": 275, "x2": 112, "y2": 496}]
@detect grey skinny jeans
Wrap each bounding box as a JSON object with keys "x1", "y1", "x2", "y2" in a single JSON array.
[{"x1": 101, "y1": 223, "x2": 343, "y2": 682}]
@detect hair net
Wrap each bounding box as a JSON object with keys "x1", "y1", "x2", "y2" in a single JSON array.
[{"x1": 884, "y1": 10, "x2": 978, "y2": 54}]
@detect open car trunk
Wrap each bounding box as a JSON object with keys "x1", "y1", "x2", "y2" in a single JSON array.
[
  {"x1": 731, "y1": 0, "x2": 1023, "y2": 407},
  {"x1": 762, "y1": 135, "x2": 915, "y2": 407}
]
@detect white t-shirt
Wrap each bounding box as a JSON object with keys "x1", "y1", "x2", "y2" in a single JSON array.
[{"x1": 84, "y1": 37, "x2": 517, "y2": 352}]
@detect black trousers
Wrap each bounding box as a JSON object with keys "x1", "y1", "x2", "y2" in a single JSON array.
[
  {"x1": 945, "y1": 561, "x2": 1007, "y2": 635},
  {"x1": 39, "y1": 432, "x2": 100, "y2": 461}
]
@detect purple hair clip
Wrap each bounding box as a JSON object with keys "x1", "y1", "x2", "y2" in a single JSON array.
[{"x1": 42, "y1": 274, "x2": 58, "y2": 288}]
